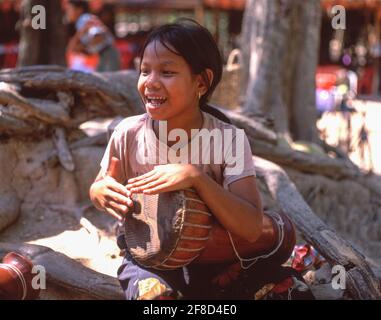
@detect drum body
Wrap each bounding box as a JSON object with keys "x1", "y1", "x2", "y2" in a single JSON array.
[
  {"x1": 124, "y1": 189, "x2": 213, "y2": 270},
  {"x1": 0, "y1": 252, "x2": 40, "y2": 300},
  {"x1": 124, "y1": 189, "x2": 296, "y2": 270},
  {"x1": 195, "y1": 210, "x2": 296, "y2": 266}
]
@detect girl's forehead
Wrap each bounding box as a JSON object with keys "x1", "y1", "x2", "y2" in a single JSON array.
[{"x1": 141, "y1": 41, "x2": 184, "y2": 66}]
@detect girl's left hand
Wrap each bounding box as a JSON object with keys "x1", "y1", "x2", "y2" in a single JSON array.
[{"x1": 126, "y1": 164, "x2": 201, "y2": 195}]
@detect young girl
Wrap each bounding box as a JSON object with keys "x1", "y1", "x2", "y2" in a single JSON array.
[{"x1": 89, "y1": 19, "x2": 312, "y2": 300}]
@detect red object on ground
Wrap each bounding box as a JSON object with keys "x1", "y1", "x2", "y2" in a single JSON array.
[
  {"x1": 0, "y1": 252, "x2": 41, "y2": 300},
  {"x1": 291, "y1": 244, "x2": 325, "y2": 272}
]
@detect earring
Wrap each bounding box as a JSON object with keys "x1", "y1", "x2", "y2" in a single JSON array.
[{"x1": 198, "y1": 92, "x2": 202, "y2": 99}]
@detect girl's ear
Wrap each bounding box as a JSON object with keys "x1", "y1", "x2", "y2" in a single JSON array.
[{"x1": 198, "y1": 68, "x2": 214, "y2": 95}]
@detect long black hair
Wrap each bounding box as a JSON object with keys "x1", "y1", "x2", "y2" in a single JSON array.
[{"x1": 139, "y1": 18, "x2": 231, "y2": 124}]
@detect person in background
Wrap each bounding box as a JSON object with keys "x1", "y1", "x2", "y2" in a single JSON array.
[
  {"x1": 65, "y1": 0, "x2": 120, "y2": 72},
  {"x1": 90, "y1": 1, "x2": 116, "y2": 36}
]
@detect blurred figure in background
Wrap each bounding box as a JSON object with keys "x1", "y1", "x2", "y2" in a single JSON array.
[
  {"x1": 65, "y1": 0, "x2": 120, "y2": 72},
  {"x1": 90, "y1": 0, "x2": 116, "y2": 36}
]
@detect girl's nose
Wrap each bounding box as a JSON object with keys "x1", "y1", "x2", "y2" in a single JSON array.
[{"x1": 146, "y1": 74, "x2": 161, "y2": 90}]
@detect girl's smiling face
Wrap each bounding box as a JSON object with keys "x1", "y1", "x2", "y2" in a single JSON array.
[{"x1": 138, "y1": 40, "x2": 204, "y2": 124}]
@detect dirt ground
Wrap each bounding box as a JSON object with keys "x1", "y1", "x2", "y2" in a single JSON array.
[{"x1": 0, "y1": 203, "x2": 123, "y2": 299}]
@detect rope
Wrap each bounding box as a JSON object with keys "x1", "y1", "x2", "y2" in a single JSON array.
[{"x1": 227, "y1": 212, "x2": 285, "y2": 270}]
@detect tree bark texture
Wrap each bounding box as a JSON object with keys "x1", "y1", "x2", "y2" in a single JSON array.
[
  {"x1": 18, "y1": 0, "x2": 67, "y2": 67},
  {"x1": 241, "y1": 0, "x2": 321, "y2": 143}
]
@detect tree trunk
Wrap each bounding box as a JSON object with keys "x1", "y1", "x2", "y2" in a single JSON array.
[
  {"x1": 18, "y1": 0, "x2": 67, "y2": 66},
  {"x1": 289, "y1": 0, "x2": 321, "y2": 143},
  {"x1": 241, "y1": 0, "x2": 321, "y2": 143}
]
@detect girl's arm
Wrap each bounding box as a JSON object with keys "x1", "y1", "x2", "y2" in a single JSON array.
[{"x1": 193, "y1": 172, "x2": 263, "y2": 244}]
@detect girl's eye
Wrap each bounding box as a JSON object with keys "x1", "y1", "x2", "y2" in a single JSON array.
[
  {"x1": 162, "y1": 71, "x2": 176, "y2": 76},
  {"x1": 140, "y1": 69, "x2": 149, "y2": 75}
]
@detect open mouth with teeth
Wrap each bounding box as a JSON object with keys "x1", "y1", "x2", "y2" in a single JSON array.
[{"x1": 146, "y1": 96, "x2": 167, "y2": 107}]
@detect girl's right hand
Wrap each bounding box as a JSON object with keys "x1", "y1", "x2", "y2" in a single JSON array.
[{"x1": 90, "y1": 158, "x2": 133, "y2": 221}]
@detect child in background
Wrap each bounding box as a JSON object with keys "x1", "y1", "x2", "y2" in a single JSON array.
[{"x1": 65, "y1": 0, "x2": 120, "y2": 72}]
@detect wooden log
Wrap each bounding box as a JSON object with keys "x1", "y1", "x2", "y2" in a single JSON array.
[
  {"x1": 57, "y1": 91, "x2": 74, "y2": 112},
  {"x1": 210, "y1": 105, "x2": 278, "y2": 144},
  {"x1": 319, "y1": 139, "x2": 354, "y2": 162},
  {"x1": 0, "y1": 82, "x2": 69, "y2": 124},
  {"x1": 27, "y1": 98, "x2": 70, "y2": 123},
  {"x1": 0, "y1": 66, "x2": 143, "y2": 117},
  {"x1": 251, "y1": 139, "x2": 361, "y2": 180},
  {"x1": 0, "y1": 109, "x2": 33, "y2": 133},
  {"x1": 253, "y1": 156, "x2": 381, "y2": 299},
  {"x1": 213, "y1": 105, "x2": 381, "y2": 199},
  {"x1": 0, "y1": 106, "x2": 44, "y2": 136},
  {"x1": 209, "y1": 106, "x2": 366, "y2": 183},
  {"x1": 52, "y1": 128, "x2": 75, "y2": 172},
  {"x1": 0, "y1": 242, "x2": 124, "y2": 300}
]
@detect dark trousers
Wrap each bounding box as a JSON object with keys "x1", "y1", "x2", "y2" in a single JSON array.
[{"x1": 116, "y1": 236, "x2": 314, "y2": 300}]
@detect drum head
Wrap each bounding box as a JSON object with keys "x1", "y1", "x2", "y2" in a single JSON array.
[{"x1": 124, "y1": 191, "x2": 186, "y2": 266}]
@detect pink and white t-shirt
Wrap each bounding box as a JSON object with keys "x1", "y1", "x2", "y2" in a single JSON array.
[{"x1": 100, "y1": 111, "x2": 256, "y2": 189}]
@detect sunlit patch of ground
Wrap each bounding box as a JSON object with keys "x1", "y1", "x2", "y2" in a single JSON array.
[{"x1": 28, "y1": 226, "x2": 123, "y2": 278}]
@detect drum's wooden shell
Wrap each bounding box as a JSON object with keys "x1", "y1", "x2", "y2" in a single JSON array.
[
  {"x1": 124, "y1": 189, "x2": 213, "y2": 270},
  {"x1": 124, "y1": 189, "x2": 296, "y2": 270},
  {"x1": 0, "y1": 252, "x2": 40, "y2": 300},
  {"x1": 195, "y1": 210, "x2": 296, "y2": 265}
]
